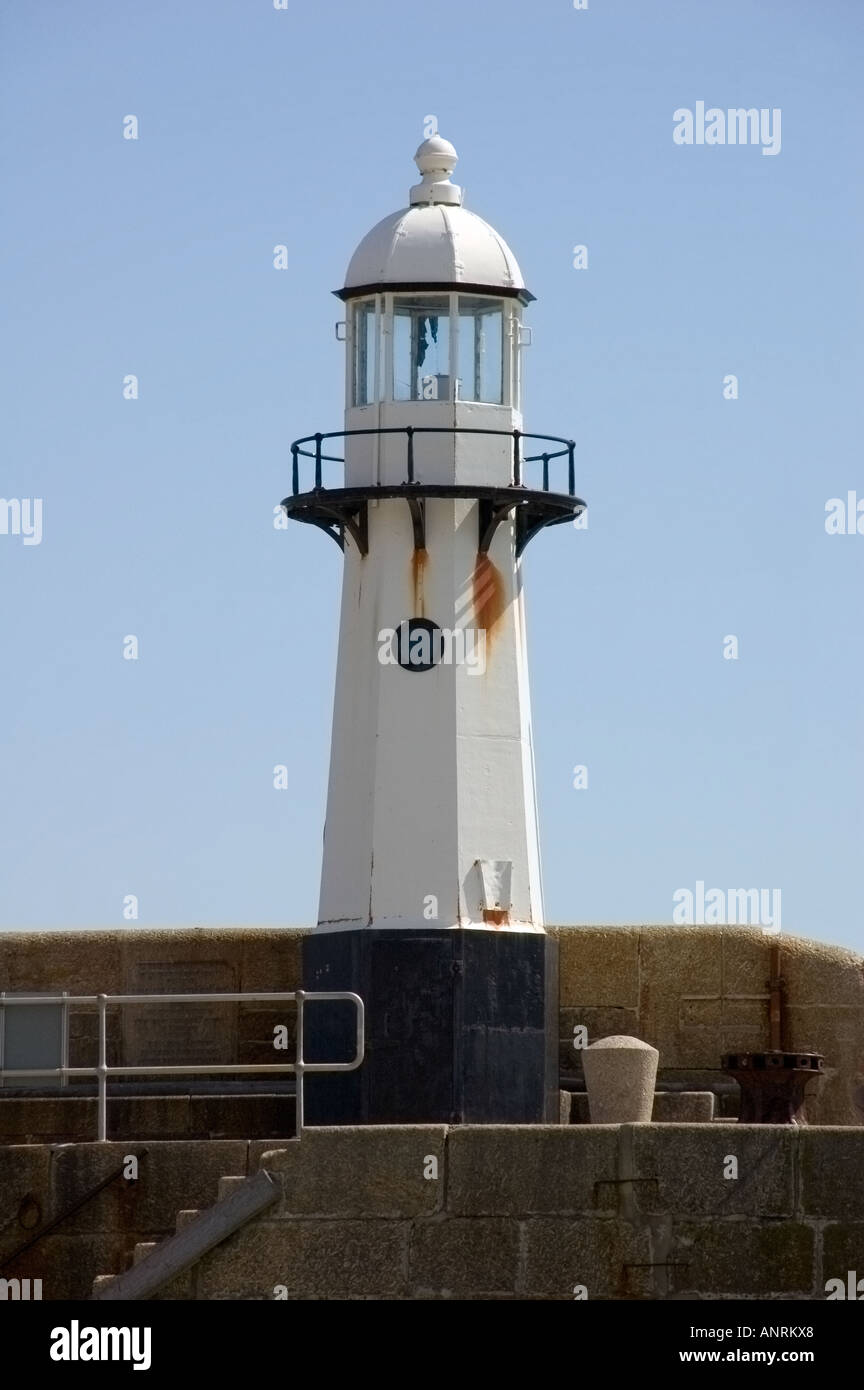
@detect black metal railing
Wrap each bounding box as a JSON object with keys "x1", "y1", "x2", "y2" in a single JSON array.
[{"x1": 290, "y1": 427, "x2": 576, "y2": 497}]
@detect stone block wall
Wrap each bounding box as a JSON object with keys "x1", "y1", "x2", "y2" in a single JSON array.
[
  {"x1": 160, "y1": 1125, "x2": 864, "y2": 1300},
  {"x1": 0, "y1": 1094, "x2": 296, "y2": 1144},
  {"x1": 552, "y1": 927, "x2": 864, "y2": 1125},
  {"x1": 0, "y1": 929, "x2": 302, "y2": 1079},
  {"x1": 2, "y1": 925, "x2": 863, "y2": 1124},
  {"x1": 0, "y1": 1139, "x2": 279, "y2": 1300},
  {"x1": 3, "y1": 1126, "x2": 863, "y2": 1300}
]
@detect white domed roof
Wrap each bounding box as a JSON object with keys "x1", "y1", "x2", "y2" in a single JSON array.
[{"x1": 338, "y1": 137, "x2": 532, "y2": 302}]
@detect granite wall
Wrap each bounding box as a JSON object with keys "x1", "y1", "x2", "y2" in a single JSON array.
[
  {"x1": 3, "y1": 1126, "x2": 863, "y2": 1301},
  {"x1": 1, "y1": 925, "x2": 862, "y2": 1124}
]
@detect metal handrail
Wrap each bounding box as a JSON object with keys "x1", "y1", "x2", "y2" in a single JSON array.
[
  {"x1": 290, "y1": 426, "x2": 577, "y2": 496},
  {"x1": 0, "y1": 991, "x2": 364, "y2": 1141}
]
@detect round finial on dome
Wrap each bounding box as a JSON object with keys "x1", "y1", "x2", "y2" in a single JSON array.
[
  {"x1": 414, "y1": 136, "x2": 458, "y2": 177},
  {"x1": 409, "y1": 135, "x2": 462, "y2": 207}
]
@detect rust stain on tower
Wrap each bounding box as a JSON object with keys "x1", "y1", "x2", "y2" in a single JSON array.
[
  {"x1": 482, "y1": 908, "x2": 510, "y2": 927},
  {"x1": 472, "y1": 551, "x2": 506, "y2": 652},
  {"x1": 411, "y1": 546, "x2": 428, "y2": 617}
]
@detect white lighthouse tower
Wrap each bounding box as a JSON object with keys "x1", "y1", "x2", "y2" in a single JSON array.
[{"x1": 284, "y1": 137, "x2": 584, "y2": 1124}]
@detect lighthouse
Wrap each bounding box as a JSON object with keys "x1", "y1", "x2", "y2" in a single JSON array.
[{"x1": 284, "y1": 137, "x2": 585, "y2": 1124}]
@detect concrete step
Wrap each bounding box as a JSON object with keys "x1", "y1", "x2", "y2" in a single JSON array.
[
  {"x1": 88, "y1": 1164, "x2": 259, "y2": 1300},
  {"x1": 565, "y1": 1090, "x2": 716, "y2": 1124},
  {"x1": 0, "y1": 1092, "x2": 297, "y2": 1145},
  {"x1": 92, "y1": 1170, "x2": 280, "y2": 1302}
]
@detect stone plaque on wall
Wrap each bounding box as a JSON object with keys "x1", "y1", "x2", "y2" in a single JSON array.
[{"x1": 123, "y1": 961, "x2": 238, "y2": 1070}]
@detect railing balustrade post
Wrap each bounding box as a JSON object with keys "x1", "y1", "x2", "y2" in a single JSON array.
[
  {"x1": 542, "y1": 453, "x2": 549, "y2": 492},
  {"x1": 568, "y1": 441, "x2": 575, "y2": 495},
  {"x1": 60, "y1": 990, "x2": 69, "y2": 1090},
  {"x1": 406, "y1": 426, "x2": 414, "y2": 483},
  {"x1": 314, "y1": 434, "x2": 323, "y2": 489},
  {"x1": 512, "y1": 429, "x2": 522, "y2": 487},
  {"x1": 291, "y1": 443, "x2": 299, "y2": 496},
  {"x1": 97, "y1": 994, "x2": 108, "y2": 1143},
  {"x1": 355, "y1": 995, "x2": 365, "y2": 1071},
  {"x1": 295, "y1": 989, "x2": 305, "y2": 1136}
]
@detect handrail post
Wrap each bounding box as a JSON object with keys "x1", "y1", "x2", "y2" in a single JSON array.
[
  {"x1": 406, "y1": 426, "x2": 414, "y2": 483},
  {"x1": 512, "y1": 429, "x2": 522, "y2": 487},
  {"x1": 568, "y1": 441, "x2": 575, "y2": 495},
  {"x1": 97, "y1": 994, "x2": 108, "y2": 1142},
  {"x1": 60, "y1": 990, "x2": 69, "y2": 1090},
  {"x1": 355, "y1": 995, "x2": 365, "y2": 1070},
  {"x1": 314, "y1": 434, "x2": 323, "y2": 489},
  {"x1": 291, "y1": 443, "x2": 299, "y2": 496},
  {"x1": 542, "y1": 453, "x2": 549, "y2": 492},
  {"x1": 295, "y1": 989, "x2": 305, "y2": 1137}
]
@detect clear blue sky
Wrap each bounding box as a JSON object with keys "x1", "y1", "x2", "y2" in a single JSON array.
[{"x1": 1, "y1": 1, "x2": 861, "y2": 947}]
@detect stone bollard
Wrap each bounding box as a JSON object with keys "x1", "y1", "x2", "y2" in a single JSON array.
[{"x1": 582, "y1": 1035, "x2": 659, "y2": 1124}]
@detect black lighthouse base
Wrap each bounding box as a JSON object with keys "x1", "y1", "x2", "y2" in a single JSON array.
[{"x1": 301, "y1": 928, "x2": 559, "y2": 1124}]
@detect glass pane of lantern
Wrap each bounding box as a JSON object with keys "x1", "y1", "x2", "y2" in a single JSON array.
[
  {"x1": 352, "y1": 300, "x2": 377, "y2": 405},
  {"x1": 457, "y1": 297, "x2": 503, "y2": 404},
  {"x1": 392, "y1": 296, "x2": 450, "y2": 401}
]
